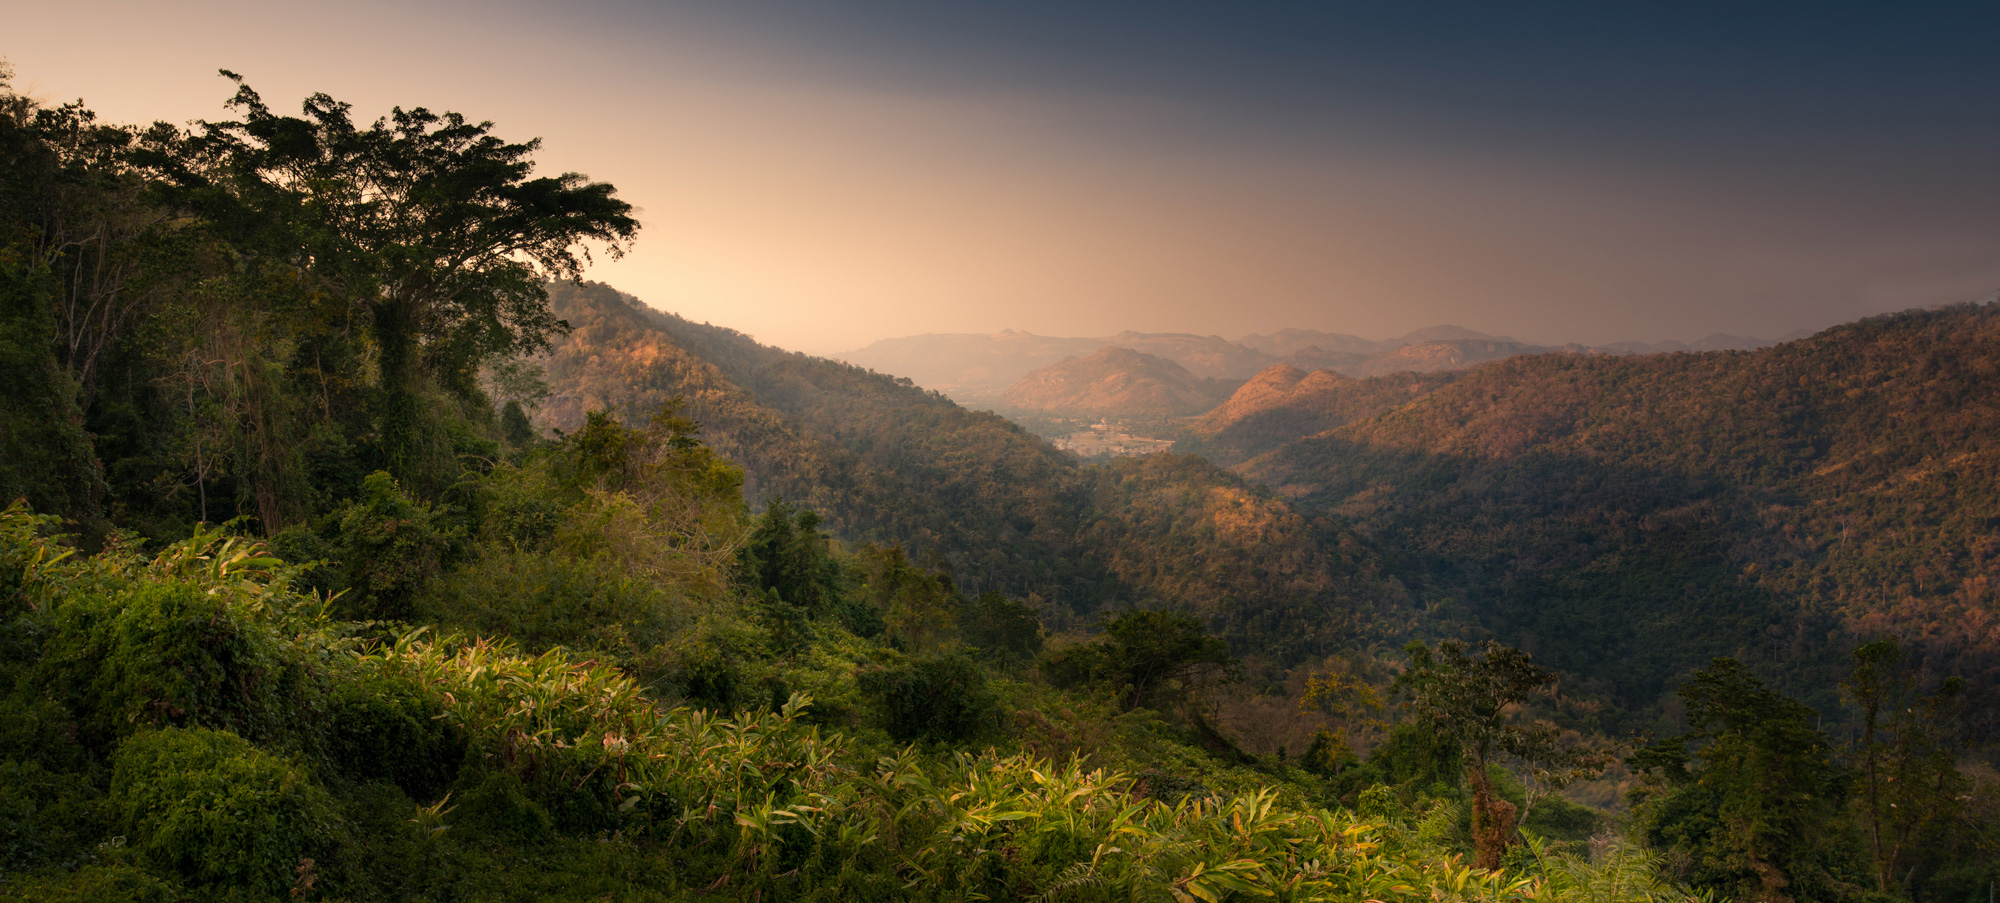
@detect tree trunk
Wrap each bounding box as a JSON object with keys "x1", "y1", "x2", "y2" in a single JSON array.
[
  {"x1": 372, "y1": 296, "x2": 421, "y2": 482},
  {"x1": 1468, "y1": 765, "x2": 1518, "y2": 871}
]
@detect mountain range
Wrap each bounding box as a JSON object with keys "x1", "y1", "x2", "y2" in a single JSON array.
[
  {"x1": 837, "y1": 325, "x2": 1799, "y2": 409},
  {"x1": 536, "y1": 281, "x2": 1405, "y2": 661},
  {"x1": 1185, "y1": 305, "x2": 2000, "y2": 716},
  {"x1": 547, "y1": 287, "x2": 2000, "y2": 724}
]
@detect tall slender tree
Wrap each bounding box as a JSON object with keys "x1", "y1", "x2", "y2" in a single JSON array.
[
  {"x1": 1395, "y1": 639, "x2": 1590, "y2": 870},
  {"x1": 1844, "y1": 637, "x2": 1970, "y2": 894}
]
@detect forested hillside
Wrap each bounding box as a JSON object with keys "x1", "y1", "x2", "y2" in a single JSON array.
[
  {"x1": 534, "y1": 280, "x2": 1405, "y2": 660},
  {"x1": 4, "y1": 64, "x2": 1998, "y2": 903},
  {"x1": 1181, "y1": 367, "x2": 1461, "y2": 468},
  {"x1": 998, "y1": 347, "x2": 1228, "y2": 417},
  {"x1": 1231, "y1": 306, "x2": 2000, "y2": 722}
]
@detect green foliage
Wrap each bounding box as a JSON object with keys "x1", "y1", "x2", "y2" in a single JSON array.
[
  {"x1": 322, "y1": 668, "x2": 464, "y2": 800},
  {"x1": 499, "y1": 399, "x2": 537, "y2": 448},
  {"x1": 327, "y1": 471, "x2": 461, "y2": 619},
  {"x1": 850, "y1": 544, "x2": 960, "y2": 652},
  {"x1": 0, "y1": 259, "x2": 102, "y2": 524},
  {"x1": 0, "y1": 495, "x2": 1786, "y2": 902},
  {"x1": 1521, "y1": 795, "x2": 1602, "y2": 845},
  {"x1": 740, "y1": 498, "x2": 841, "y2": 614},
  {"x1": 454, "y1": 771, "x2": 554, "y2": 844},
  {"x1": 1397, "y1": 639, "x2": 1608, "y2": 870},
  {"x1": 5, "y1": 864, "x2": 182, "y2": 903},
  {"x1": 543, "y1": 404, "x2": 748, "y2": 597},
  {"x1": 1299, "y1": 729, "x2": 1361, "y2": 777},
  {"x1": 1634, "y1": 658, "x2": 1862, "y2": 903},
  {"x1": 646, "y1": 617, "x2": 761, "y2": 712},
  {"x1": 148, "y1": 73, "x2": 638, "y2": 484},
  {"x1": 421, "y1": 549, "x2": 684, "y2": 654},
  {"x1": 1043, "y1": 609, "x2": 1242, "y2": 713},
  {"x1": 109, "y1": 727, "x2": 338, "y2": 901},
  {"x1": 34, "y1": 578, "x2": 318, "y2": 752},
  {"x1": 1366, "y1": 721, "x2": 1466, "y2": 792},
  {"x1": 0, "y1": 758, "x2": 99, "y2": 879},
  {"x1": 757, "y1": 587, "x2": 816, "y2": 658},
  {"x1": 857, "y1": 654, "x2": 1003, "y2": 744},
  {"x1": 1843, "y1": 637, "x2": 1976, "y2": 893},
  {"x1": 960, "y1": 590, "x2": 1044, "y2": 662}
]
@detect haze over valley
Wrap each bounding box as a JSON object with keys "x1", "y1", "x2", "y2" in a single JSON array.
[
  {"x1": 833, "y1": 323, "x2": 1813, "y2": 459},
  {"x1": 6, "y1": 5, "x2": 2000, "y2": 901}
]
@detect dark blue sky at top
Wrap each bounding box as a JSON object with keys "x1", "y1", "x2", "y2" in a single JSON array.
[{"x1": 647, "y1": 2, "x2": 2000, "y2": 207}]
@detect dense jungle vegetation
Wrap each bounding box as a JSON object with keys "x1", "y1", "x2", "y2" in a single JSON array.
[{"x1": 2, "y1": 64, "x2": 1998, "y2": 901}]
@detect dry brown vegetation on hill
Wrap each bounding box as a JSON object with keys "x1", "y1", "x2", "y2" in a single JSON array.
[
  {"x1": 1218, "y1": 305, "x2": 2000, "y2": 719},
  {"x1": 998, "y1": 347, "x2": 1228, "y2": 417}
]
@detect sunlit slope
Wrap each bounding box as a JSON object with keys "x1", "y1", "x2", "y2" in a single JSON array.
[
  {"x1": 539, "y1": 281, "x2": 1404, "y2": 659},
  {"x1": 1000, "y1": 347, "x2": 1226, "y2": 417},
  {"x1": 1182, "y1": 367, "x2": 1461, "y2": 467},
  {"x1": 1239, "y1": 304, "x2": 2000, "y2": 713}
]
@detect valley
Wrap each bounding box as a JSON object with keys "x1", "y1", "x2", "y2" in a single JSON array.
[{"x1": 3, "y1": 59, "x2": 1996, "y2": 903}]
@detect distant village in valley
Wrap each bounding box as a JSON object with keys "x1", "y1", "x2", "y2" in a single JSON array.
[{"x1": 1045, "y1": 419, "x2": 1178, "y2": 457}]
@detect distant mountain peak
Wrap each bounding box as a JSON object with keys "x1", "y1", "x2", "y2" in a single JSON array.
[{"x1": 999, "y1": 346, "x2": 1222, "y2": 416}]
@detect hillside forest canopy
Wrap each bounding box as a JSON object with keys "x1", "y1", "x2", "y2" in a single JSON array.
[{"x1": 1, "y1": 64, "x2": 1997, "y2": 902}]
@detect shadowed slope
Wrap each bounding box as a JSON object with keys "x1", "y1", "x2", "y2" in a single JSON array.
[
  {"x1": 539, "y1": 281, "x2": 1404, "y2": 659},
  {"x1": 1235, "y1": 306, "x2": 2000, "y2": 715}
]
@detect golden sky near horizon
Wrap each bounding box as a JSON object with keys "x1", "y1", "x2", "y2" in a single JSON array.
[{"x1": 9, "y1": 0, "x2": 2000, "y2": 355}]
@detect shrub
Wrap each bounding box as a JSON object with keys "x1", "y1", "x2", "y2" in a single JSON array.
[
  {"x1": 110, "y1": 727, "x2": 339, "y2": 901},
  {"x1": 0, "y1": 695, "x2": 89, "y2": 774},
  {"x1": 327, "y1": 471, "x2": 461, "y2": 619},
  {"x1": 5, "y1": 864, "x2": 181, "y2": 903},
  {"x1": 858, "y1": 654, "x2": 1003, "y2": 744},
  {"x1": 0, "y1": 758, "x2": 99, "y2": 878},
  {"x1": 1525, "y1": 794, "x2": 1603, "y2": 843},
  {"x1": 671, "y1": 644, "x2": 746, "y2": 712},
  {"x1": 324, "y1": 670, "x2": 465, "y2": 800},
  {"x1": 420, "y1": 551, "x2": 682, "y2": 654},
  {"x1": 830, "y1": 595, "x2": 886, "y2": 639},
  {"x1": 35, "y1": 581, "x2": 318, "y2": 751},
  {"x1": 452, "y1": 771, "x2": 553, "y2": 845}
]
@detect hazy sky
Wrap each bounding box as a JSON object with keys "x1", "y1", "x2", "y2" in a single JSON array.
[{"x1": 10, "y1": 1, "x2": 2000, "y2": 353}]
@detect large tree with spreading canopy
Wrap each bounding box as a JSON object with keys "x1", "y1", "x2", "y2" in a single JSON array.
[{"x1": 139, "y1": 72, "x2": 638, "y2": 482}]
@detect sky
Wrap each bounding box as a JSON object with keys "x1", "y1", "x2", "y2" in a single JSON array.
[{"x1": 8, "y1": 1, "x2": 2000, "y2": 354}]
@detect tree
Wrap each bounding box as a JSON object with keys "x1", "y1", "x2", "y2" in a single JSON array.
[
  {"x1": 0, "y1": 66, "x2": 128, "y2": 526},
  {"x1": 1843, "y1": 637, "x2": 1971, "y2": 894},
  {"x1": 329, "y1": 471, "x2": 461, "y2": 618},
  {"x1": 1633, "y1": 657, "x2": 1849, "y2": 903},
  {"x1": 739, "y1": 498, "x2": 841, "y2": 615},
  {"x1": 141, "y1": 73, "x2": 638, "y2": 484},
  {"x1": 1395, "y1": 639, "x2": 1599, "y2": 870},
  {"x1": 1043, "y1": 610, "x2": 1241, "y2": 713},
  {"x1": 959, "y1": 590, "x2": 1043, "y2": 662},
  {"x1": 850, "y1": 544, "x2": 959, "y2": 652},
  {"x1": 1296, "y1": 669, "x2": 1385, "y2": 777},
  {"x1": 857, "y1": 654, "x2": 1002, "y2": 743}
]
